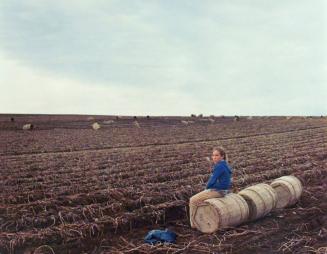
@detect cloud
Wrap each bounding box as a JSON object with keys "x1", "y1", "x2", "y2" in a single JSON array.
[
  {"x1": 0, "y1": 0, "x2": 326, "y2": 115},
  {"x1": 0, "y1": 0, "x2": 196, "y2": 88},
  {"x1": 1, "y1": 50, "x2": 326, "y2": 116},
  {"x1": 0, "y1": 51, "x2": 202, "y2": 115}
]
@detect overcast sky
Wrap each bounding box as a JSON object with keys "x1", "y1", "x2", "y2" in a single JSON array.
[{"x1": 0, "y1": 0, "x2": 326, "y2": 116}]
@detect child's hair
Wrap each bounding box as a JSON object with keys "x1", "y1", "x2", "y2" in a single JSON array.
[{"x1": 213, "y1": 146, "x2": 228, "y2": 162}]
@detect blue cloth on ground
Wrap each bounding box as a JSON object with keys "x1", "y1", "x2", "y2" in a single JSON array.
[{"x1": 144, "y1": 229, "x2": 177, "y2": 244}]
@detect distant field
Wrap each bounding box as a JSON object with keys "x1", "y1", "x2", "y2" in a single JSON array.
[{"x1": 1, "y1": 114, "x2": 326, "y2": 253}]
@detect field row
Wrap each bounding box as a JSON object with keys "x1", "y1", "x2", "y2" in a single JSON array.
[
  {"x1": 1, "y1": 128, "x2": 326, "y2": 243},
  {"x1": 1, "y1": 116, "x2": 327, "y2": 253},
  {"x1": 1, "y1": 159, "x2": 326, "y2": 253},
  {"x1": 1, "y1": 129, "x2": 326, "y2": 190},
  {"x1": 1, "y1": 128, "x2": 326, "y2": 204},
  {"x1": 2, "y1": 125, "x2": 326, "y2": 172},
  {"x1": 1, "y1": 118, "x2": 326, "y2": 155}
]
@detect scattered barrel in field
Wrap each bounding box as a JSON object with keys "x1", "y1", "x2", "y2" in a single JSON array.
[
  {"x1": 238, "y1": 183, "x2": 277, "y2": 221},
  {"x1": 134, "y1": 121, "x2": 140, "y2": 128},
  {"x1": 92, "y1": 122, "x2": 101, "y2": 130},
  {"x1": 192, "y1": 193, "x2": 249, "y2": 233},
  {"x1": 270, "y1": 175, "x2": 303, "y2": 209},
  {"x1": 181, "y1": 120, "x2": 194, "y2": 125},
  {"x1": 22, "y1": 124, "x2": 33, "y2": 130}
]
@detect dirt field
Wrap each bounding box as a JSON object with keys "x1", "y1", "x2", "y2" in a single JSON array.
[{"x1": 1, "y1": 114, "x2": 326, "y2": 254}]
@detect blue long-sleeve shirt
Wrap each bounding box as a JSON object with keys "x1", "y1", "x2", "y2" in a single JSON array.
[{"x1": 206, "y1": 160, "x2": 232, "y2": 191}]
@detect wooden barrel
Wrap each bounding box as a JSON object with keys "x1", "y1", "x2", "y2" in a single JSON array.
[
  {"x1": 238, "y1": 183, "x2": 277, "y2": 221},
  {"x1": 22, "y1": 123, "x2": 33, "y2": 130},
  {"x1": 192, "y1": 193, "x2": 249, "y2": 233},
  {"x1": 270, "y1": 175, "x2": 303, "y2": 209}
]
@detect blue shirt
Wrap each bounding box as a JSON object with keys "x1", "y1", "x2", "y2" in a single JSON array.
[{"x1": 206, "y1": 160, "x2": 232, "y2": 191}]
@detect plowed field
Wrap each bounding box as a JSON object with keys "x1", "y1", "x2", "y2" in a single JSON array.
[{"x1": 1, "y1": 115, "x2": 326, "y2": 254}]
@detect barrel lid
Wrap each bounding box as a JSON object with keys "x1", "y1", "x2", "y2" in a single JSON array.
[{"x1": 194, "y1": 201, "x2": 220, "y2": 233}]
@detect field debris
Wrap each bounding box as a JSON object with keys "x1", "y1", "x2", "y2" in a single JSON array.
[
  {"x1": 1, "y1": 115, "x2": 326, "y2": 253},
  {"x1": 134, "y1": 121, "x2": 141, "y2": 128},
  {"x1": 22, "y1": 123, "x2": 33, "y2": 130},
  {"x1": 181, "y1": 120, "x2": 194, "y2": 125},
  {"x1": 234, "y1": 115, "x2": 240, "y2": 121},
  {"x1": 92, "y1": 122, "x2": 101, "y2": 130}
]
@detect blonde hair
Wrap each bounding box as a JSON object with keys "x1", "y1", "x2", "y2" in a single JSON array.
[{"x1": 213, "y1": 146, "x2": 228, "y2": 162}]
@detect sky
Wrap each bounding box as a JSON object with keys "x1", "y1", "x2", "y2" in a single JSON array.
[{"x1": 0, "y1": 0, "x2": 326, "y2": 116}]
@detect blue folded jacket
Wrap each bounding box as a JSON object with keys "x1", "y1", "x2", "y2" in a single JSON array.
[{"x1": 144, "y1": 229, "x2": 177, "y2": 244}]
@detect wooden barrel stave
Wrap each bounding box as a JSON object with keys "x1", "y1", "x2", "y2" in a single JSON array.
[
  {"x1": 270, "y1": 175, "x2": 303, "y2": 208},
  {"x1": 238, "y1": 183, "x2": 277, "y2": 221}
]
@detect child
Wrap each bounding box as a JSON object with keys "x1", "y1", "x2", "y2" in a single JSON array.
[{"x1": 189, "y1": 146, "x2": 232, "y2": 228}]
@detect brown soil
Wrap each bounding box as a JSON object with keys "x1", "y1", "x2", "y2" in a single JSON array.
[{"x1": 0, "y1": 114, "x2": 326, "y2": 254}]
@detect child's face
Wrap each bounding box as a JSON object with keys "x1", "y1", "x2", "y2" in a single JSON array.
[{"x1": 212, "y1": 150, "x2": 223, "y2": 164}]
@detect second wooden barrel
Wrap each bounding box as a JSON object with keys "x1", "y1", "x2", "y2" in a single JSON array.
[
  {"x1": 193, "y1": 193, "x2": 249, "y2": 233},
  {"x1": 238, "y1": 183, "x2": 277, "y2": 221},
  {"x1": 270, "y1": 175, "x2": 303, "y2": 209}
]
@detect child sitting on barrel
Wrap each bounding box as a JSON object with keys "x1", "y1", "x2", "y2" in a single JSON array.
[{"x1": 189, "y1": 146, "x2": 232, "y2": 228}]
